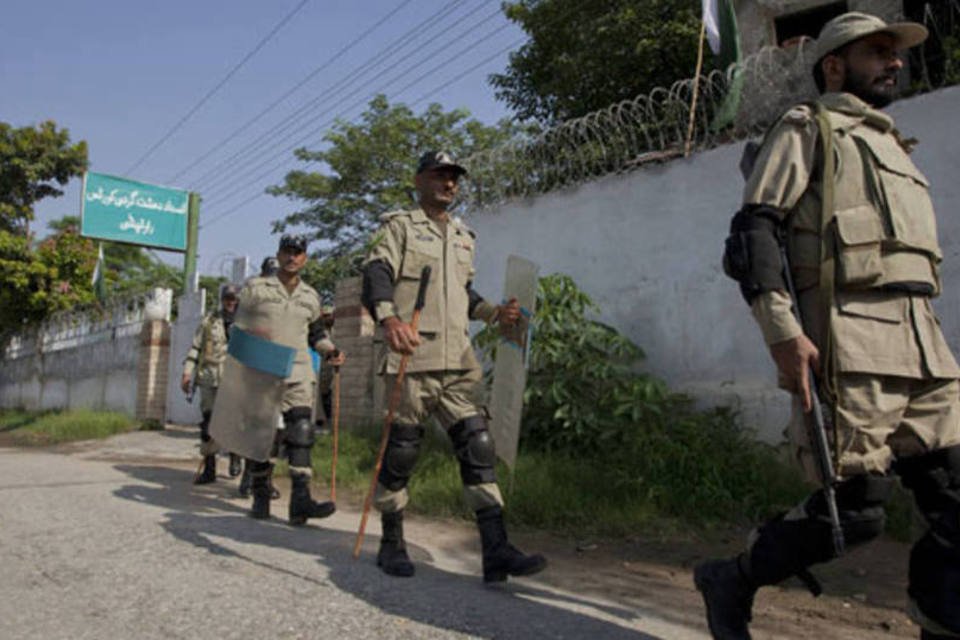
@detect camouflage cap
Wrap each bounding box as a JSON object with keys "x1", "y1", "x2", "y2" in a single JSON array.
[
  {"x1": 221, "y1": 283, "x2": 240, "y2": 299},
  {"x1": 814, "y1": 12, "x2": 928, "y2": 64},
  {"x1": 278, "y1": 234, "x2": 308, "y2": 253},
  {"x1": 416, "y1": 150, "x2": 467, "y2": 176}
]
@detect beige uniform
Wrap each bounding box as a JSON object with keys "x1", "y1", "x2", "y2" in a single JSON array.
[
  {"x1": 234, "y1": 275, "x2": 332, "y2": 412},
  {"x1": 365, "y1": 207, "x2": 502, "y2": 511},
  {"x1": 746, "y1": 92, "x2": 960, "y2": 479},
  {"x1": 182, "y1": 310, "x2": 230, "y2": 413}
]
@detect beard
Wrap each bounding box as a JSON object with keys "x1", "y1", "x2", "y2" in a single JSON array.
[{"x1": 842, "y1": 67, "x2": 899, "y2": 108}]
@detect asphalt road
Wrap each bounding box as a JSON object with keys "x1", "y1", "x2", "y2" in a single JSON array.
[{"x1": 0, "y1": 429, "x2": 707, "y2": 640}]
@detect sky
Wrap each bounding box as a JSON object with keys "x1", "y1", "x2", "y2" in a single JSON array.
[{"x1": 1, "y1": 0, "x2": 525, "y2": 280}]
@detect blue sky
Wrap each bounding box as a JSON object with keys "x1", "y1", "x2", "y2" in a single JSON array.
[{"x1": 1, "y1": 0, "x2": 524, "y2": 279}]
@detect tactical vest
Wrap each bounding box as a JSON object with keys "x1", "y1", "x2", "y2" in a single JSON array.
[
  {"x1": 385, "y1": 209, "x2": 478, "y2": 373},
  {"x1": 786, "y1": 102, "x2": 942, "y2": 296}
]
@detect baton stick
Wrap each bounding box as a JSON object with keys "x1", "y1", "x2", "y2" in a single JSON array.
[
  {"x1": 353, "y1": 266, "x2": 431, "y2": 559},
  {"x1": 330, "y1": 365, "x2": 341, "y2": 502}
]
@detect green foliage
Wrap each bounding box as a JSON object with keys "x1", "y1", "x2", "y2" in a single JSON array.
[
  {"x1": 0, "y1": 408, "x2": 138, "y2": 445},
  {"x1": 268, "y1": 95, "x2": 520, "y2": 262},
  {"x1": 0, "y1": 121, "x2": 88, "y2": 235},
  {"x1": 0, "y1": 224, "x2": 97, "y2": 335},
  {"x1": 490, "y1": 0, "x2": 709, "y2": 123},
  {"x1": 476, "y1": 273, "x2": 671, "y2": 452}
]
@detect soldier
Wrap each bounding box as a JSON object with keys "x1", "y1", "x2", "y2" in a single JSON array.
[
  {"x1": 180, "y1": 284, "x2": 242, "y2": 483},
  {"x1": 237, "y1": 254, "x2": 285, "y2": 499},
  {"x1": 235, "y1": 234, "x2": 346, "y2": 524},
  {"x1": 315, "y1": 304, "x2": 337, "y2": 431},
  {"x1": 698, "y1": 13, "x2": 960, "y2": 640},
  {"x1": 361, "y1": 150, "x2": 547, "y2": 582}
]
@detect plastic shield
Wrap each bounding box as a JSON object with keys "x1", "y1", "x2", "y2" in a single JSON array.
[
  {"x1": 209, "y1": 329, "x2": 295, "y2": 462},
  {"x1": 488, "y1": 255, "x2": 539, "y2": 469}
]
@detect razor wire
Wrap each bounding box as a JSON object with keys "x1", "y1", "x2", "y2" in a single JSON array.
[{"x1": 460, "y1": 1, "x2": 960, "y2": 212}]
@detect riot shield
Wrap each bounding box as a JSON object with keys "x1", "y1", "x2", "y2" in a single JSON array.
[
  {"x1": 488, "y1": 255, "x2": 539, "y2": 469},
  {"x1": 209, "y1": 329, "x2": 295, "y2": 461}
]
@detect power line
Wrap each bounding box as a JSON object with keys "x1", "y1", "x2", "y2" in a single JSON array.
[
  {"x1": 198, "y1": 35, "x2": 521, "y2": 229},
  {"x1": 166, "y1": 0, "x2": 417, "y2": 185},
  {"x1": 124, "y1": 0, "x2": 312, "y2": 176},
  {"x1": 185, "y1": 0, "x2": 480, "y2": 192},
  {"x1": 196, "y1": 6, "x2": 506, "y2": 203}
]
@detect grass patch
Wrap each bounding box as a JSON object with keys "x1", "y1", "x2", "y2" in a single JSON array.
[
  {"x1": 0, "y1": 408, "x2": 139, "y2": 446},
  {"x1": 307, "y1": 418, "x2": 814, "y2": 539}
]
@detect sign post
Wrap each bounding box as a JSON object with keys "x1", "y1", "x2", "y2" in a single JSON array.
[{"x1": 184, "y1": 192, "x2": 200, "y2": 293}]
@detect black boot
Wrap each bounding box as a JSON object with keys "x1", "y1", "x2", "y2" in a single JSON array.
[
  {"x1": 476, "y1": 506, "x2": 547, "y2": 583},
  {"x1": 228, "y1": 453, "x2": 242, "y2": 477},
  {"x1": 377, "y1": 511, "x2": 415, "y2": 577},
  {"x1": 249, "y1": 463, "x2": 272, "y2": 519},
  {"x1": 693, "y1": 556, "x2": 756, "y2": 640},
  {"x1": 238, "y1": 462, "x2": 251, "y2": 498},
  {"x1": 288, "y1": 473, "x2": 335, "y2": 526},
  {"x1": 193, "y1": 455, "x2": 216, "y2": 485}
]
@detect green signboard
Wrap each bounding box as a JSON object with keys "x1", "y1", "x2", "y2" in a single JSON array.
[{"x1": 81, "y1": 172, "x2": 189, "y2": 252}]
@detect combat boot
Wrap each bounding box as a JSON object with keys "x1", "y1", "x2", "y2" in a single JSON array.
[
  {"x1": 193, "y1": 455, "x2": 216, "y2": 485},
  {"x1": 249, "y1": 464, "x2": 272, "y2": 519},
  {"x1": 238, "y1": 463, "x2": 251, "y2": 498},
  {"x1": 288, "y1": 473, "x2": 335, "y2": 525},
  {"x1": 228, "y1": 453, "x2": 242, "y2": 477},
  {"x1": 476, "y1": 505, "x2": 547, "y2": 583},
  {"x1": 377, "y1": 511, "x2": 415, "y2": 577},
  {"x1": 693, "y1": 556, "x2": 756, "y2": 640}
]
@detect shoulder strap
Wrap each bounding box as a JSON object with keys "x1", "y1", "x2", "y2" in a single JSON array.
[{"x1": 813, "y1": 101, "x2": 840, "y2": 461}]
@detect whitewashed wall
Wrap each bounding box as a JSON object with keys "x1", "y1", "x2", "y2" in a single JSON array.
[{"x1": 467, "y1": 86, "x2": 960, "y2": 442}]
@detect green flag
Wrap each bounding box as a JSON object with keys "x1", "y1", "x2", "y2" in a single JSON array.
[{"x1": 703, "y1": 0, "x2": 743, "y2": 130}]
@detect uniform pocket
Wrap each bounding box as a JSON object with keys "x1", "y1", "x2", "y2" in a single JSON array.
[
  {"x1": 836, "y1": 290, "x2": 906, "y2": 324},
  {"x1": 834, "y1": 205, "x2": 884, "y2": 288}
]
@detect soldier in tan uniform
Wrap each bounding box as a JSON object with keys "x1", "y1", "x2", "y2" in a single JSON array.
[
  {"x1": 235, "y1": 234, "x2": 346, "y2": 524},
  {"x1": 697, "y1": 13, "x2": 960, "y2": 640},
  {"x1": 180, "y1": 284, "x2": 242, "y2": 483},
  {"x1": 361, "y1": 151, "x2": 547, "y2": 582},
  {"x1": 314, "y1": 305, "x2": 336, "y2": 430}
]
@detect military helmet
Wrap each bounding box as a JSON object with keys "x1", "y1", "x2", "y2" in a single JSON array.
[{"x1": 260, "y1": 256, "x2": 279, "y2": 276}]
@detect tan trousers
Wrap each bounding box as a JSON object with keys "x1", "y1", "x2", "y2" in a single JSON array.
[
  {"x1": 788, "y1": 374, "x2": 960, "y2": 480},
  {"x1": 374, "y1": 368, "x2": 504, "y2": 513}
]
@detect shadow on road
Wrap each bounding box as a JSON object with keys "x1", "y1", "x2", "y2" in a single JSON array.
[{"x1": 110, "y1": 463, "x2": 678, "y2": 639}]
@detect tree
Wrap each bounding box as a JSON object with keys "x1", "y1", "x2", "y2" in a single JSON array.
[
  {"x1": 0, "y1": 221, "x2": 97, "y2": 336},
  {"x1": 0, "y1": 121, "x2": 88, "y2": 235},
  {"x1": 268, "y1": 95, "x2": 521, "y2": 299},
  {"x1": 489, "y1": 0, "x2": 709, "y2": 124}
]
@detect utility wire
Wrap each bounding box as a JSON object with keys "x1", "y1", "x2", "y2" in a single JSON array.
[
  {"x1": 166, "y1": 0, "x2": 416, "y2": 184},
  {"x1": 186, "y1": 0, "x2": 480, "y2": 192},
  {"x1": 197, "y1": 7, "x2": 506, "y2": 202},
  {"x1": 199, "y1": 34, "x2": 520, "y2": 229},
  {"x1": 125, "y1": 0, "x2": 312, "y2": 176}
]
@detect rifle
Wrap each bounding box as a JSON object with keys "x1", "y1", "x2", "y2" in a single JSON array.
[{"x1": 778, "y1": 242, "x2": 845, "y2": 561}]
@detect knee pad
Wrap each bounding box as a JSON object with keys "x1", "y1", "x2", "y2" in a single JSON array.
[
  {"x1": 746, "y1": 474, "x2": 893, "y2": 587},
  {"x1": 449, "y1": 416, "x2": 497, "y2": 486},
  {"x1": 200, "y1": 411, "x2": 212, "y2": 441},
  {"x1": 283, "y1": 408, "x2": 315, "y2": 449},
  {"x1": 909, "y1": 531, "x2": 960, "y2": 634},
  {"x1": 378, "y1": 424, "x2": 424, "y2": 491},
  {"x1": 896, "y1": 445, "x2": 960, "y2": 542}
]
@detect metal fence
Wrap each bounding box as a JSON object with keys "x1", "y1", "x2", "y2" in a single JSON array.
[{"x1": 461, "y1": 1, "x2": 960, "y2": 211}]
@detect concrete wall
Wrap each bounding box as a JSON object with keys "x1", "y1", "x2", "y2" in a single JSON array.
[
  {"x1": 467, "y1": 86, "x2": 960, "y2": 443},
  {"x1": 0, "y1": 289, "x2": 174, "y2": 420}
]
